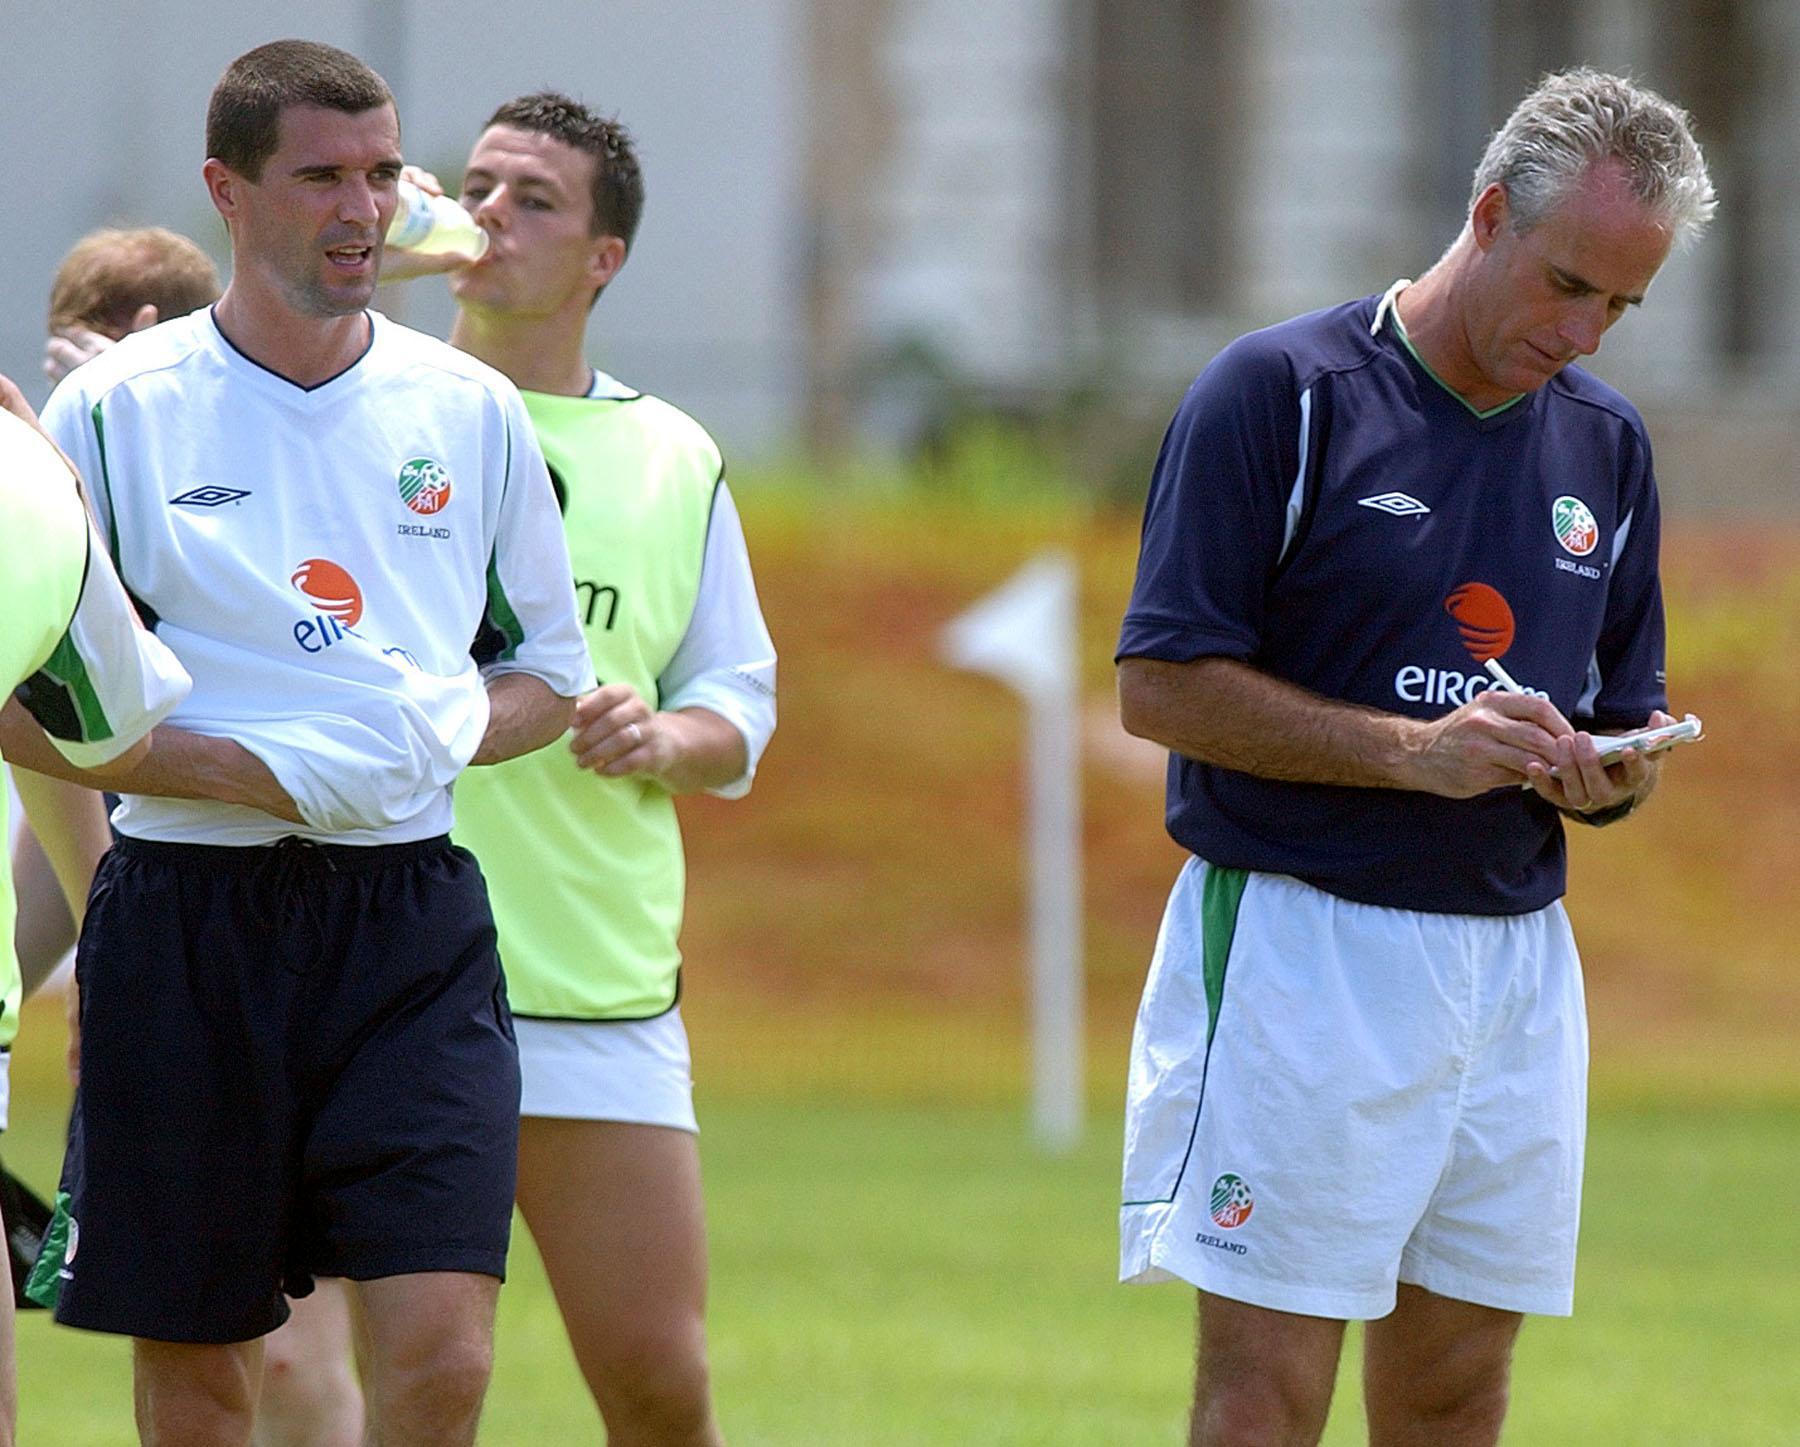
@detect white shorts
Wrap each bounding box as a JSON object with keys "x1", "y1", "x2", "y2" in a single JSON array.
[
  {"x1": 515, "y1": 1007, "x2": 697, "y2": 1132},
  {"x1": 1121, "y1": 858, "x2": 1587, "y2": 1319}
]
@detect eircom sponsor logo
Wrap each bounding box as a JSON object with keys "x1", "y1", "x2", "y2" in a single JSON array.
[
  {"x1": 1394, "y1": 582, "x2": 1547, "y2": 705},
  {"x1": 289, "y1": 559, "x2": 419, "y2": 667},
  {"x1": 1444, "y1": 581, "x2": 1512, "y2": 663},
  {"x1": 291, "y1": 559, "x2": 363, "y2": 652}
]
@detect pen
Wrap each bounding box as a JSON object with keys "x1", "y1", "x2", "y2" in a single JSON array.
[
  {"x1": 1484, "y1": 659, "x2": 1553, "y2": 786},
  {"x1": 1483, "y1": 658, "x2": 1527, "y2": 694}
]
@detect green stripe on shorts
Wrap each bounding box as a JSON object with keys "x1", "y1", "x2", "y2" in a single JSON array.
[
  {"x1": 1201, "y1": 864, "x2": 1249, "y2": 1045},
  {"x1": 24, "y1": 1191, "x2": 73, "y2": 1310}
]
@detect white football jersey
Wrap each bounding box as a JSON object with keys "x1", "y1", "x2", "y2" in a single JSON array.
[{"x1": 42, "y1": 309, "x2": 595, "y2": 845}]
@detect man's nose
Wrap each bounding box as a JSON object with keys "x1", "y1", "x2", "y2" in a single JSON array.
[
  {"x1": 1557, "y1": 303, "x2": 1607, "y2": 357},
  {"x1": 340, "y1": 178, "x2": 381, "y2": 227},
  {"x1": 472, "y1": 186, "x2": 507, "y2": 229}
]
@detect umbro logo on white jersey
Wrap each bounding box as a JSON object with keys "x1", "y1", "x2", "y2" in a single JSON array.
[
  {"x1": 1357, "y1": 492, "x2": 1430, "y2": 517},
  {"x1": 171, "y1": 486, "x2": 251, "y2": 507}
]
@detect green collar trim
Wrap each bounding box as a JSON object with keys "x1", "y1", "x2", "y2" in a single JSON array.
[{"x1": 1374, "y1": 280, "x2": 1526, "y2": 420}]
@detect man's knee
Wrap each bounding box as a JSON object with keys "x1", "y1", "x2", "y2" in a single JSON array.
[
  {"x1": 257, "y1": 1343, "x2": 361, "y2": 1438},
  {"x1": 378, "y1": 1333, "x2": 492, "y2": 1422},
  {"x1": 1194, "y1": 1358, "x2": 1339, "y2": 1447},
  {"x1": 358, "y1": 1270, "x2": 499, "y2": 1441},
  {"x1": 1194, "y1": 1375, "x2": 1325, "y2": 1447},
  {"x1": 134, "y1": 1340, "x2": 260, "y2": 1447},
  {"x1": 1363, "y1": 1287, "x2": 1519, "y2": 1445},
  {"x1": 1366, "y1": 1340, "x2": 1512, "y2": 1442},
  {"x1": 1191, "y1": 1295, "x2": 1343, "y2": 1447},
  {"x1": 588, "y1": 1318, "x2": 714, "y2": 1435}
]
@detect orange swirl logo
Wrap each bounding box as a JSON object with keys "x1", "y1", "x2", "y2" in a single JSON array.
[
  {"x1": 291, "y1": 558, "x2": 364, "y2": 627},
  {"x1": 1444, "y1": 582, "x2": 1514, "y2": 663}
]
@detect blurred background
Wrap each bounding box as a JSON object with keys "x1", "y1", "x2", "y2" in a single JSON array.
[
  {"x1": 7, "y1": 0, "x2": 1800, "y2": 489},
  {"x1": 5, "y1": 3, "x2": 1797, "y2": 1442}
]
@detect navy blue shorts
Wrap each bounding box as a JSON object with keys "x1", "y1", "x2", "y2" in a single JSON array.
[{"x1": 48, "y1": 834, "x2": 519, "y2": 1344}]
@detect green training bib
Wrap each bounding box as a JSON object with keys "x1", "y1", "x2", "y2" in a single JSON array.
[
  {"x1": 453, "y1": 385, "x2": 720, "y2": 1018},
  {"x1": 0, "y1": 414, "x2": 92, "y2": 1049}
]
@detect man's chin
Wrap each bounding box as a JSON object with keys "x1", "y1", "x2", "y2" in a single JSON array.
[
  {"x1": 448, "y1": 272, "x2": 502, "y2": 308},
  {"x1": 290, "y1": 281, "x2": 377, "y2": 319}
]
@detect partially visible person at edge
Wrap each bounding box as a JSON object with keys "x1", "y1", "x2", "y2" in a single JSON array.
[
  {"x1": 1114, "y1": 69, "x2": 1714, "y2": 1447},
  {"x1": 15, "y1": 228, "x2": 222, "y2": 1004},
  {"x1": 0, "y1": 374, "x2": 192, "y2": 1447},
  {"x1": 245, "y1": 92, "x2": 776, "y2": 1447},
  {"x1": 9, "y1": 39, "x2": 593, "y2": 1447},
  {"x1": 44, "y1": 227, "x2": 222, "y2": 387}
]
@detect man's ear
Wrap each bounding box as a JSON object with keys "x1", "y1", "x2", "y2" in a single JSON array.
[
  {"x1": 1470, "y1": 182, "x2": 1511, "y2": 253},
  {"x1": 203, "y1": 158, "x2": 244, "y2": 223},
  {"x1": 588, "y1": 235, "x2": 628, "y2": 294},
  {"x1": 129, "y1": 304, "x2": 160, "y2": 333}
]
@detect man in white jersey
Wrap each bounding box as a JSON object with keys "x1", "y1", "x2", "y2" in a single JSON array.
[
  {"x1": 244, "y1": 94, "x2": 776, "y2": 1445},
  {"x1": 0, "y1": 376, "x2": 192, "y2": 1447},
  {"x1": 12, "y1": 42, "x2": 593, "y2": 1447}
]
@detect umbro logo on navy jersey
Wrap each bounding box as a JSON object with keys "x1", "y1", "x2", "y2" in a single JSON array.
[
  {"x1": 1357, "y1": 492, "x2": 1430, "y2": 517},
  {"x1": 171, "y1": 486, "x2": 251, "y2": 507}
]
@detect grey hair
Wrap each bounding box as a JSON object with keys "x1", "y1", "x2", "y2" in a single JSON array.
[{"x1": 1471, "y1": 68, "x2": 1717, "y2": 247}]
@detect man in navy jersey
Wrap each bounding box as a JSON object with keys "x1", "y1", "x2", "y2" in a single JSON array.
[{"x1": 1116, "y1": 70, "x2": 1714, "y2": 1446}]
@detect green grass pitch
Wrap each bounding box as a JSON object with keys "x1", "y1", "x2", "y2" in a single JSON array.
[{"x1": 7, "y1": 1003, "x2": 1796, "y2": 1443}]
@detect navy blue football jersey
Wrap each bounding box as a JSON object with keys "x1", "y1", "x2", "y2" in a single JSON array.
[{"x1": 1118, "y1": 287, "x2": 1667, "y2": 915}]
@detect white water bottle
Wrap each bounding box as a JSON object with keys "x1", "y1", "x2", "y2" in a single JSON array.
[{"x1": 386, "y1": 179, "x2": 489, "y2": 261}]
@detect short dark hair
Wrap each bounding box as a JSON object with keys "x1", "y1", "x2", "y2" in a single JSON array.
[
  {"x1": 49, "y1": 228, "x2": 222, "y2": 337},
  {"x1": 206, "y1": 39, "x2": 393, "y2": 181},
  {"x1": 482, "y1": 92, "x2": 644, "y2": 248}
]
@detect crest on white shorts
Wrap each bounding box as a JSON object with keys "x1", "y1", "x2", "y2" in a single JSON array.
[{"x1": 1209, "y1": 1173, "x2": 1255, "y2": 1229}]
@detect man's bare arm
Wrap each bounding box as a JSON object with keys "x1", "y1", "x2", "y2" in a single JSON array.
[
  {"x1": 567, "y1": 685, "x2": 749, "y2": 794},
  {"x1": 1117, "y1": 655, "x2": 1581, "y2": 799},
  {"x1": 470, "y1": 673, "x2": 577, "y2": 767},
  {"x1": 1, "y1": 698, "x2": 301, "y2": 822},
  {"x1": 11, "y1": 770, "x2": 112, "y2": 921},
  {"x1": 1118, "y1": 655, "x2": 1666, "y2": 815}
]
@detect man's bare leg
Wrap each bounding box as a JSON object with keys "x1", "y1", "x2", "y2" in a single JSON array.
[
  {"x1": 1362, "y1": 1283, "x2": 1522, "y2": 1447},
  {"x1": 253, "y1": 1279, "x2": 363, "y2": 1446},
  {"x1": 1190, "y1": 1292, "x2": 1346, "y2": 1447},
  {"x1": 516, "y1": 1117, "x2": 723, "y2": 1446},
  {"x1": 10, "y1": 827, "x2": 75, "y2": 997},
  {"x1": 0, "y1": 1201, "x2": 13, "y2": 1447},
  {"x1": 355, "y1": 1271, "x2": 497, "y2": 1447},
  {"x1": 133, "y1": 1338, "x2": 263, "y2": 1447}
]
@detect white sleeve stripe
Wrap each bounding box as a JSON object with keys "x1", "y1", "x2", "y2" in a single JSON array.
[{"x1": 1278, "y1": 387, "x2": 1312, "y2": 567}]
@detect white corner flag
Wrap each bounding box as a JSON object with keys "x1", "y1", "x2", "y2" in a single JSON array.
[{"x1": 942, "y1": 552, "x2": 1084, "y2": 1152}]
